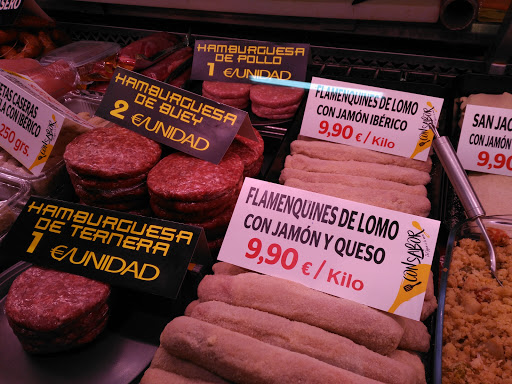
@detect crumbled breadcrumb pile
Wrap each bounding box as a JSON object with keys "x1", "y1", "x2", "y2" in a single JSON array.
[{"x1": 442, "y1": 229, "x2": 512, "y2": 384}]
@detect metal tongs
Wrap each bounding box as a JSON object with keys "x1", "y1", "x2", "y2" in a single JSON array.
[{"x1": 432, "y1": 126, "x2": 503, "y2": 286}]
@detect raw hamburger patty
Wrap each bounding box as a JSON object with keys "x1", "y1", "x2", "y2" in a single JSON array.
[
  {"x1": 79, "y1": 198, "x2": 149, "y2": 211},
  {"x1": 202, "y1": 91, "x2": 249, "y2": 109},
  {"x1": 251, "y1": 101, "x2": 301, "y2": 115},
  {"x1": 227, "y1": 133, "x2": 264, "y2": 177},
  {"x1": 64, "y1": 125, "x2": 162, "y2": 179},
  {"x1": 228, "y1": 130, "x2": 264, "y2": 167},
  {"x1": 250, "y1": 84, "x2": 304, "y2": 108},
  {"x1": 67, "y1": 167, "x2": 148, "y2": 190},
  {"x1": 252, "y1": 111, "x2": 295, "y2": 120},
  {"x1": 6, "y1": 266, "x2": 110, "y2": 332},
  {"x1": 150, "y1": 199, "x2": 236, "y2": 224},
  {"x1": 9, "y1": 302, "x2": 108, "y2": 343},
  {"x1": 150, "y1": 179, "x2": 241, "y2": 212},
  {"x1": 244, "y1": 155, "x2": 264, "y2": 178},
  {"x1": 14, "y1": 316, "x2": 109, "y2": 354},
  {"x1": 202, "y1": 90, "x2": 248, "y2": 105},
  {"x1": 202, "y1": 81, "x2": 252, "y2": 99},
  {"x1": 148, "y1": 152, "x2": 244, "y2": 201},
  {"x1": 73, "y1": 182, "x2": 148, "y2": 203}
]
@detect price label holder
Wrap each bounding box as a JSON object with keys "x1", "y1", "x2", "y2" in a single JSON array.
[
  {"x1": 0, "y1": 196, "x2": 212, "y2": 299},
  {"x1": 96, "y1": 68, "x2": 257, "y2": 164},
  {"x1": 457, "y1": 104, "x2": 512, "y2": 176},
  {"x1": 0, "y1": 69, "x2": 96, "y2": 175},
  {"x1": 300, "y1": 77, "x2": 445, "y2": 161},
  {"x1": 218, "y1": 178, "x2": 440, "y2": 321},
  {"x1": 191, "y1": 39, "x2": 310, "y2": 83}
]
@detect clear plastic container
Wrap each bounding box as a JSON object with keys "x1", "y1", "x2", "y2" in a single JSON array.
[
  {"x1": 0, "y1": 150, "x2": 67, "y2": 197},
  {"x1": 60, "y1": 90, "x2": 103, "y2": 115},
  {"x1": 434, "y1": 215, "x2": 512, "y2": 383},
  {"x1": 39, "y1": 41, "x2": 121, "y2": 68},
  {"x1": 0, "y1": 114, "x2": 92, "y2": 196},
  {"x1": 0, "y1": 173, "x2": 30, "y2": 241}
]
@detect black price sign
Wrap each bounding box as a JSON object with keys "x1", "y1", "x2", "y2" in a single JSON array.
[
  {"x1": 96, "y1": 68, "x2": 256, "y2": 164},
  {"x1": 1, "y1": 197, "x2": 212, "y2": 299},
  {"x1": 191, "y1": 39, "x2": 310, "y2": 83},
  {"x1": 0, "y1": 0, "x2": 23, "y2": 26}
]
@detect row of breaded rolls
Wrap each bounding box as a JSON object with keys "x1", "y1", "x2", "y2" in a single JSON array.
[
  {"x1": 141, "y1": 262, "x2": 437, "y2": 384},
  {"x1": 280, "y1": 137, "x2": 433, "y2": 217}
]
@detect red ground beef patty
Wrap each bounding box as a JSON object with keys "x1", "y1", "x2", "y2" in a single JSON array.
[
  {"x1": 249, "y1": 84, "x2": 304, "y2": 108},
  {"x1": 251, "y1": 101, "x2": 301, "y2": 115},
  {"x1": 227, "y1": 129, "x2": 264, "y2": 177},
  {"x1": 67, "y1": 166, "x2": 148, "y2": 190},
  {"x1": 73, "y1": 181, "x2": 148, "y2": 203},
  {"x1": 6, "y1": 267, "x2": 110, "y2": 332},
  {"x1": 150, "y1": 178, "x2": 241, "y2": 213},
  {"x1": 150, "y1": 199, "x2": 236, "y2": 224},
  {"x1": 202, "y1": 90, "x2": 249, "y2": 109},
  {"x1": 202, "y1": 81, "x2": 252, "y2": 99},
  {"x1": 5, "y1": 266, "x2": 110, "y2": 353},
  {"x1": 148, "y1": 151, "x2": 244, "y2": 202},
  {"x1": 64, "y1": 125, "x2": 162, "y2": 179}
]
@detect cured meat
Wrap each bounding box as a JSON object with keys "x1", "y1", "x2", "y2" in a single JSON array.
[
  {"x1": 13, "y1": 32, "x2": 43, "y2": 59},
  {"x1": 0, "y1": 58, "x2": 41, "y2": 73},
  {"x1": 117, "y1": 32, "x2": 181, "y2": 71},
  {"x1": 22, "y1": 59, "x2": 79, "y2": 99},
  {"x1": 141, "y1": 46, "x2": 193, "y2": 82},
  {"x1": 87, "y1": 81, "x2": 109, "y2": 94}
]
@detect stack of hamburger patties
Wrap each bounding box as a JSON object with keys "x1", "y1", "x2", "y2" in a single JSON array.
[
  {"x1": 250, "y1": 84, "x2": 304, "y2": 120},
  {"x1": 201, "y1": 81, "x2": 305, "y2": 120},
  {"x1": 63, "y1": 123, "x2": 162, "y2": 216},
  {"x1": 148, "y1": 128, "x2": 264, "y2": 253},
  {"x1": 201, "y1": 81, "x2": 252, "y2": 109},
  {"x1": 5, "y1": 266, "x2": 110, "y2": 354}
]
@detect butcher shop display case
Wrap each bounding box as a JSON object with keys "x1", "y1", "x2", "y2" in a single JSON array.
[{"x1": 0, "y1": 1, "x2": 512, "y2": 383}]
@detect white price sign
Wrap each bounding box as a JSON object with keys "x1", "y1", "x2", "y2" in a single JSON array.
[
  {"x1": 300, "y1": 77, "x2": 444, "y2": 161},
  {"x1": 0, "y1": 70, "x2": 95, "y2": 175},
  {"x1": 218, "y1": 178, "x2": 440, "y2": 321},
  {"x1": 457, "y1": 104, "x2": 512, "y2": 177}
]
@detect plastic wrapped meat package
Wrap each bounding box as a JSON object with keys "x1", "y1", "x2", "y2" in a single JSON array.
[
  {"x1": 39, "y1": 40, "x2": 121, "y2": 83},
  {"x1": 0, "y1": 112, "x2": 93, "y2": 196}
]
